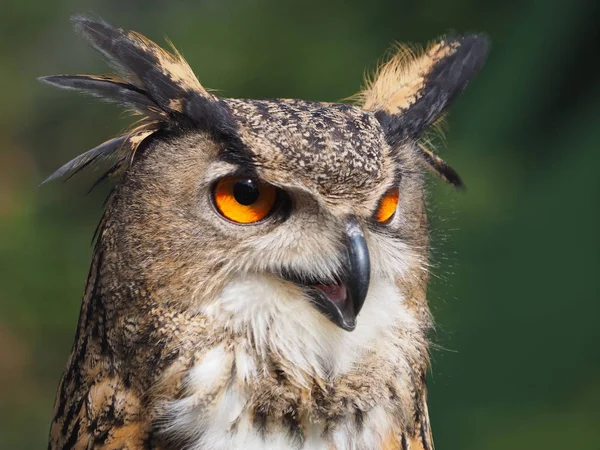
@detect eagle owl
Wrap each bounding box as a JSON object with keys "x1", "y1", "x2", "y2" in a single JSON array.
[{"x1": 42, "y1": 15, "x2": 488, "y2": 450}]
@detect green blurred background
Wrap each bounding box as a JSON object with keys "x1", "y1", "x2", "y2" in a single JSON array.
[{"x1": 1, "y1": 0, "x2": 598, "y2": 448}]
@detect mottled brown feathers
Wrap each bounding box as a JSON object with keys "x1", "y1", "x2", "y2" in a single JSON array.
[{"x1": 43, "y1": 14, "x2": 488, "y2": 450}]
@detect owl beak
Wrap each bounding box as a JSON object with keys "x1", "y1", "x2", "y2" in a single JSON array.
[
  {"x1": 340, "y1": 217, "x2": 371, "y2": 329},
  {"x1": 281, "y1": 217, "x2": 370, "y2": 331},
  {"x1": 306, "y1": 217, "x2": 371, "y2": 331}
]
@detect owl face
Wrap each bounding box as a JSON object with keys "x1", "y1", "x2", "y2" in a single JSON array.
[
  {"x1": 41, "y1": 16, "x2": 488, "y2": 345},
  {"x1": 106, "y1": 96, "x2": 425, "y2": 338}
]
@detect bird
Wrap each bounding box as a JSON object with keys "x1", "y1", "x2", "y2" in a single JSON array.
[{"x1": 41, "y1": 15, "x2": 488, "y2": 450}]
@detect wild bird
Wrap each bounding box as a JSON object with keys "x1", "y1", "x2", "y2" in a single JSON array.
[{"x1": 41, "y1": 15, "x2": 488, "y2": 450}]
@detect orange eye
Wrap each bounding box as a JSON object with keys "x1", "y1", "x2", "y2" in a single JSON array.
[
  {"x1": 375, "y1": 187, "x2": 399, "y2": 223},
  {"x1": 213, "y1": 176, "x2": 277, "y2": 224}
]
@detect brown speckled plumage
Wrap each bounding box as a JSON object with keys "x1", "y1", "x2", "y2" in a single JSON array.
[
  {"x1": 228, "y1": 99, "x2": 387, "y2": 200},
  {"x1": 43, "y1": 15, "x2": 488, "y2": 450}
]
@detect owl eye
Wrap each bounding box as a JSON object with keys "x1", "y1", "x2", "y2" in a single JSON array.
[
  {"x1": 213, "y1": 176, "x2": 278, "y2": 224},
  {"x1": 375, "y1": 187, "x2": 399, "y2": 223}
]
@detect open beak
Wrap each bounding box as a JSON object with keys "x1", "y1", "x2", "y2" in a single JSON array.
[{"x1": 282, "y1": 216, "x2": 371, "y2": 331}]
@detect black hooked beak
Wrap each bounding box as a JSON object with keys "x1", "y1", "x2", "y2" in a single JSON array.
[{"x1": 282, "y1": 217, "x2": 371, "y2": 331}]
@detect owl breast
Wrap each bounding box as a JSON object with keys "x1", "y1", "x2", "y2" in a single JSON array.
[
  {"x1": 159, "y1": 346, "x2": 398, "y2": 450},
  {"x1": 156, "y1": 275, "x2": 423, "y2": 450}
]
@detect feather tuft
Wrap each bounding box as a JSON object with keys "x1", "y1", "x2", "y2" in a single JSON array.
[
  {"x1": 39, "y1": 74, "x2": 163, "y2": 117},
  {"x1": 40, "y1": 135, "x2": 128, "y2": 185},
  {"x1": 355, "y1": 34, "x2": 489, "y2": 186},
  {"x1": 41, "y1": 121, "x2": 158, "y2": 185},
  {"x1": 70, "y1": 15, "x2": 212, "y2": 114},
  {"x1": 40, "y1": 15, "x2": 232, "y2": 185},
  {"x1": 416, "y1": 143, "x2": 464, "y2": 188}
]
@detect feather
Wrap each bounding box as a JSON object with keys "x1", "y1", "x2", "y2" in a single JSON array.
[
  {"x1": 38, "y1": 74, "x2": 162, "y2": 116},
  {"x1": 417, "y1": 143, "x2": 464, "y2": 188},
  {"x1": 360, "y1": 34, "x2": 489, "y2": 143},
  {"x1": 71, "y1": 15, "x2": 213, "y2": 114},
  {"x1": 41, "y1": 135, "x2": 128, "y2": 185},
  {"x1": 356, "y1": 34, "x2": 487, "y2": 186},
  {"x1": 39, "y1": 15, "x2": 231, "y2": 185},
  {"x1": 41, "y1": 121, "x2": 158, "y2": 185}
]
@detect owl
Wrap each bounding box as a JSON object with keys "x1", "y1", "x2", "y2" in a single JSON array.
[{"x1": 42, "y1": 15, "x2": 488, "y2": 450}]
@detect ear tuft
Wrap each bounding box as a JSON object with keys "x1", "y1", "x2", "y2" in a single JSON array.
[
  {"x1": 40, "y1": 15, "x2": 236, "y2": 185},
  {"x1": 359, "y1": 34, "x2": 489, "y2": 143},
  {"x1": 70, "y1": 15, "x2": 217, "y2": 118},
  {"x1": 357, "y1": 34, "x2": 489, "y2": 186}
]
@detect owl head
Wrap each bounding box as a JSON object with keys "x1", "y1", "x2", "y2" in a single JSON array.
[{"x1": 41, "y1": 17, "x2": 488, "y2": 355}]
